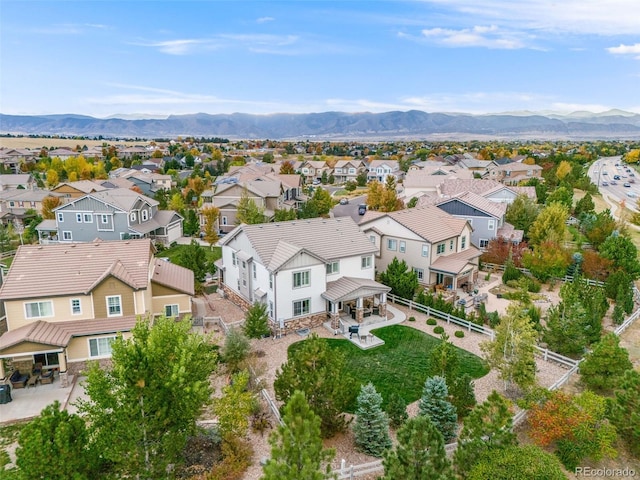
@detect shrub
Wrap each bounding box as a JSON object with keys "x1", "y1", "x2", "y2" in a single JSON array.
[
  {"x1": 427, "y1": 318, "x2": 437, "y2": 326},
  {"x1": 527, "y1": 279, "x2": 542, "y2": 293},
  {"x1": 487, "y1": 311, "x2": 501, "y2": 328},
  {"x1": 433, "y1": 326, "x2": 445, "y2": 334},
  {"x1": 502, "y1": 261, "x2": 522, "y2": 283},
  {"x1": 485, "y1": 272, "x2": 492, "y2": 281},
  {"x1": 408, "y1": 316, "x2": 416, "y2": 322},
  {"x1": 454, "y1": 330, "x2": 465, "y2": 338}
]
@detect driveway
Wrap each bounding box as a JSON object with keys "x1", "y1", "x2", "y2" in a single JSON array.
[{"x1": 332, "y1": 194, "x2": 367, "y2": 223}]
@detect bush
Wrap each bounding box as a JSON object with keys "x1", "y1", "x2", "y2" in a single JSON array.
[
  {"x1": 502, "y1": 261, "x2": 522, "y2": 283},
  {"x1": 454, "y1": 330, "x2": 465, "y2": 338},
  {"x1": 426, "y1": 318, "x2": 437, "y2": 326},
  {"x1": 433, "y1": 326, "x2": 444, "y2": 334},
  {"x1": 527, "y1": 279, "x2": 542, "y2": 293},
  {"x1": 408, "y1": 316, "x2": 416, "y2": 322}
]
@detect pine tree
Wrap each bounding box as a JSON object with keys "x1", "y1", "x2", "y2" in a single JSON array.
[
  {"x1": 453, "y1": 390, "x2": 516, "y2": 477},
  {"x1": 608, "y1": 369, "x2": 640, "y2": 457},
  {"x1": 448, "y1": 373, "x2": 476, "y2": 419},
  {"x1": 418, "y1": 376, "x2": 458, "y2": 442},
  {"x1": 243, "y1": 301, "x2": 271, "y2": 339},
  {"x1": 579, "y1": 333, "x2": 632, "y2": 392},
  {"x1": 262, "y1": 391, "x2": 337, "y2": 480},
  {"x1": 382, "y1": 416, "x2": 453, "y2": 480},
  {"x1": 353, "y1": 383, "x2": 392, "y2": 457},
  {"x1": 386, "y1": 392, "x2": 408, "y2": 429}
]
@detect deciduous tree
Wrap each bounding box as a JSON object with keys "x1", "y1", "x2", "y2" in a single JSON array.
[
  {"x1": 213, "y1": 370, "x2": 255, "y2": 439},
  {"x1": 201, "y1": 205, "x2": 220, "y2": 246},
  {"x1": 505, "y1": 194, "x2": 539, "y2": 238},
  {"x1": 262, "y1": 391, "x2": 337, "y2": 480},
  {"x1": 41, "y1": 195, "x2": 62, "y2": 220},
  {"x1": 527, "y1": 202, "x2": 569, "y2": 246},
  {"x1": 353, "y1": 383, "x2": 392, "y2": 457},
  {"x1": 467, "y1": 445, "x2": 567, "y2": 480}
]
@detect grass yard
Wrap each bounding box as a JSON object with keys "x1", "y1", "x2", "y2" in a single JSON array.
[
  {"x1": 157, "y1": 244, "x2": 221, "y2": 264},
  {"x1": 289, "y1": 325, "x2": 488, "y2": 412}
]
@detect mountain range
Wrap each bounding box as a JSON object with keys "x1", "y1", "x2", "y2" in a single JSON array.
[{"x1": 2, "y1": 110, "x2": 640, "y2": 140}]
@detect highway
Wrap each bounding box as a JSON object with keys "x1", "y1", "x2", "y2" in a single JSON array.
[{"x1": 588, "y1": 155, "x2": 639, "y2": 214}]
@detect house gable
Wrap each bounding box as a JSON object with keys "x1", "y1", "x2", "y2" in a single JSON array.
[
  {"x1": 92, "y1": 276, "x2": 138, "y2": 318},
  {"x1": 436, "y1": 199, "x2": 493, "y2": 218}
]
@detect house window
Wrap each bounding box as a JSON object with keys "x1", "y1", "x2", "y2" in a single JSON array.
[
  {"x1": 71, "y1": 298, "x2": 81, "y2": 315},
  {"x1": 413, "y1": 267, "x2": 424, "y2": 281},
  {"x1": 252, "y1": 263, "x2": 257, "y2": 279},
  {"x1": 387, "y1": 239, "x2": 397, "y2": 251},
  {"x1": 269, "y1": 273, "x2": 273, "y2": 289},
  {"x1": 348, "y1": 168, "x2": 356, "y2": 174},
  {"x1": 293, "y1": 270, "x2": 310, "y2": 288},
  {"x1": 34, "y1": 352, "x2": 59, "y2": 368},
  {"x1": 488, "y1": 220, "x2": 495, "y2": 230},
  {"x1": 480, "y1": 239, "x2": 489, "y2": 248},
  {"x1": 369, "y1": 235, "x2": 376, "y2": 244},
  {"x1": 422, "y1": 245, "x2": 430, "y2": 257},
  {"x1": 9, "y1": 201, "x2": 15, "y2": 207},
  {"x1": 222, "y1": 216, "x2": 228, "y2": 225},
  {"x1": 165, "y1": 304, "x2": 179, "y2": 317},
  {"x1": 232, "y1": 252, "x2": 237, "y2": 266},
  {"x1": 141, "y1": 210, "x2": 149, "y2": 221},
  {"x1": 57, "y1": 212, "x2": 64, "y2": 222},
  {"x1": 76, "y1": 213, "x2": 83, "y2": 222},
  {"x1": 437, "y1": 243, "x2": 445, "y2": 254},
  {"x1": 62, "y1": 231, "x2": 72, "y2": 241},
  {"x1": 450, "y1": 240, "x2": 454, "y2": 251},
  {"x1": 24, "y1": 301, "x2": 54, "y2": 319},
  {"x1": 101, "y1": 214, "x2": 109, "y2": 223},
  {"x1": 436, "y1": 273, "x2": 444, "y2": 284},
  {"x1": 361, "y1": 255, "x2": 372, "y2": 269},
  {"x1": 268, "y1": 301, "x2": 274, "y2": 318},
  {"x1": 326, "y1": 261, "x2": 340, "y2": 275},
  {"x1": 130, "y1": 212, "x2": 137, "y2": 222},
  {"x1": 461, "y1": 236, "x2": 466, "y2": 249},
  {"x1": 106, "y1": 295, "x2": 122, "y2": 317},
  {"x1": 293, "y1": 298, "x2": 310, "y2": 316},
  {"x1": 89, "y1": 336, "x2": 116, "y2": 358},
  {"x1": 30, "y1": 201, "x2": 36, "y2": 208},
  {"x1": 83, "y1": 213, "x2": 93, "y2": 223},
  {"x1": 399, "y1": 241, "x2": 406, "y2": 253}
]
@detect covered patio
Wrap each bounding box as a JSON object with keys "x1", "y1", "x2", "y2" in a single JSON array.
[
  {"x1": 429, "y1": 247, "x2": 482, "y2": 298},
  {"x1": 321, "y1": 276, "x2": 391, "y2": 332}
]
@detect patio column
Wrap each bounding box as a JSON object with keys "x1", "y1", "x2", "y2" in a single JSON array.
[
  {"x1": 379, "y1": 292, "x2": 387, "y2": 318},
  {"x1": 57, "y1": 351, "x2": 67, "y2": 373},
  {"x1": 0, "y1": 359, "x2": 5, "y2": 380},
  {"x1": 330, "y1": 301, "x2": 340, "y2": 331},
  {"x1": 355, "y1": 297, "x2": 364, "y2": 323}
]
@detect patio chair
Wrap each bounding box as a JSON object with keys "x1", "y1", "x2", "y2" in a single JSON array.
[
  {"x1": 32, "y1": 362, "x2": 43, "y2": 376},
  {"x1": 40, "y1": 370, "x2": 54, "y2": 384}
]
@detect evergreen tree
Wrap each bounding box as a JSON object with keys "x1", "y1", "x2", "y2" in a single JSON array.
[
  {"x1": 262, "y1": 391, "x2": 337, "y2": 480},
  {"x1": 453, "y1": 391, "x2": 516, "y2": 477},
  {"x1": 77, "y1": 316, "x2": 216, "y2": 479},
  {"x1": 353, "y1": 383, "x2": 392, "y2": 457},
  {"x1": 579, "y1": 333, "x2": 632, "y2": 392},
  {"x1": 237, "y1": 187, "x2": 266, "y2": 224},
  {"x1": 177, "y1": 239, "x2": 212, "y2": 292},
  {"x1": 378, "y1": 257, "x2": 419, "y2": 300},
  {"x1": 608, "y1": 369, "x2": 640, "y2": 457},
  {"x1": 243, "y1": 301, "x2": 271, "y2": 339},
  {"x1": 418, "y1": 376, "x2": 458, "y2": 442},
  {"x1": 428, "y1": 332, "x2": 459, "y2": 386},
  {"x1": 16, "y1": 401, "x2": 96, "y2": 479},
  {"x1": 467, "y1": 445, "x2": 567, "y2": 480},
  {"x1": 448, "y1": 373, "x2": 476, "y2": 419},
  {"x1": 274, "y1": 333, "x2": 356, "y2": 437},
  {"x1": 386, "y1": 392, "x2": 408, "y2": 429},
  {"x1": 382, "y1": 416, "x2": 453, "y2": 480}
]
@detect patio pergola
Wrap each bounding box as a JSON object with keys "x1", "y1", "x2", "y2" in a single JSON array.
[{"x1": 322, "y1": 276, "x2": 391, "y2": 330}]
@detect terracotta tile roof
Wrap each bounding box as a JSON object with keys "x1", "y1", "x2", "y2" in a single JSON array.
[
  {"x1": 222, "y1": 217, "x2": 376, "y2": 271},
  {"x1": 0, "y1": 316, "x2": 138, "y2": 350},
  {"x1": 439, "y1": 179, "x2": 504, "y2": 196},
  {"x1": 0, "y1": 239, "x2": 154, "y2": 300},
  {"x1": 152, "y1": 259, "x2": 195, "y2": 295},
  {"x1": 53, "y1": 180, "x2": 107, "y2": 194},
  {"x1": 430, "y1": 247, "x2": 482, "y2": 274},
  {"x1": 359, "y1": 205, "x2": 468, "y2": 244}
]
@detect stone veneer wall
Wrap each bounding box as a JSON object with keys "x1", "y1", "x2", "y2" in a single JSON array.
[
  {"x1": 220, "y1": 284, "x2": 251, "y2": 312},
  {"x1": 278, "y1": 312, "x2": 326, "y2": 336},
  {"x1": 67, "y1": 358, "x2": 113, "y2": 377}
]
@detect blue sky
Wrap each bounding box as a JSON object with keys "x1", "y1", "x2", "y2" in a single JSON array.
[{"x1": 1, "y1": 0, "x2": 639, "y2": 118}]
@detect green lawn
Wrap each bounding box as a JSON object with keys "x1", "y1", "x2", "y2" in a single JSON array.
[
  {"x1": 157, "y1": 244, "x2": 221, "y2": 264},
  {"x1": 288, "y1": 325, "x2": 488, "y2": 411}
]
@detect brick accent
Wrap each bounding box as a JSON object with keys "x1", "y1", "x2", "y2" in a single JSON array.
[{"x1": 220, "y1": 284, "x2": 251, "y2": 312}]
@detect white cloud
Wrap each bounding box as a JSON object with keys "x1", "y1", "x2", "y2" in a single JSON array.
[
  {"x1": 256, "y1": 16, "x2": 275, "y2": 24},
  {"x1": 607, "y1": 43, "x2": 640, "y2": 60},
  {"x1": 138, "y1": 39, "x2": 209, "y2": 55},
  {"x1": 420, "y1": 25, "x2": 526, "y2": 49},
  {"x1": 133, "y1": 34, "x2": 300, "y2": 55}
]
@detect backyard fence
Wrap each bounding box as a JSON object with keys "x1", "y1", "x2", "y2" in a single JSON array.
[
  {"x1": 481, "y1": 262, "x2": 605, "y2": 287},
  {"x1": 261, "y1": 389, "x2": 283, "y2": 426}
]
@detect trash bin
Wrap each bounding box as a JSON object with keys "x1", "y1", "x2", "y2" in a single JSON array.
[{"x1": 0, "y1": 384, "x2": 12, "y2": 404}]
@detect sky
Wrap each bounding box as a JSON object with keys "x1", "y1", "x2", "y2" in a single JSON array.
[{"x1": 1, "y1": 0, "x2": 640, "y2": 118}]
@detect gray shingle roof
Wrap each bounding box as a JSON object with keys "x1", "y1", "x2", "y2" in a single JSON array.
[{"x1": 222, "y1": 217, "x2": 376, "y2": 270}]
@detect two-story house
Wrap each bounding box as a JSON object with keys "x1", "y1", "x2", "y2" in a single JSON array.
[
  {"x1": 217, "y1": 217, "x2": 390, "y2": 335},
  {"x1": 50, "y1": 180, "x2": 109, "y2": 200},
  {"x1": 332, "y1": 159, "x2": 367, "y2": 184},
  {"x1": 367, "y1": 160, "x2": 402, "y2": 184},
  {"x1": 0, "y1": 174, "x2": 36, "y2": 191},
  {"x1": 0, "y1": 189, "x2": 66, "y2": 227},
  {"x1": 299, "y1": 160, "x2": 331, "y2": 183},
  {"x1": 359, "y1": 205, "x2": 481, "y2": 291},
  {"x1": 486, "y1": 161, "x2": 543, "y2": 185},
  {"x1": 36, "y1": 188, "x2": 183, "y2": 245},
  {"x1": 0, "y1": 239, "x2": 194, "y2": 380}
]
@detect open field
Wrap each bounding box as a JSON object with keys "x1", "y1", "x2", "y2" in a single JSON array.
[{"x1": 0, "y1": 137, "x2": 149, "y2": 150}]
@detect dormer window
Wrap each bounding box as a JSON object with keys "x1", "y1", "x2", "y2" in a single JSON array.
[
  {"x1": 141, "y1": 210, "x2": 149, "y2": 221},
  {"x1": 130, "y1": 212, "x2": 137, "y2": 222}
]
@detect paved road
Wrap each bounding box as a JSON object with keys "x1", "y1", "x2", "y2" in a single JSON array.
[
  {"x1": 588, "y1": 156, "x2": 639, "y2": 214},
  {"x1": 332, "y1": 194, "x2": 367, "y2": 223}
]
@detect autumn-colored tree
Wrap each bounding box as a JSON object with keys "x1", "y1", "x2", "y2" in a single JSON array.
[
  {"x1": 366, "y1": 180, "x2": 384, "y2": 211},
  {"x1": 41, "y1": 196, "x2": 62, "y2": 220},
  {"x1": 480, "y1": 238, "x2": 528, "y2": 267},
  {"x1": 379, "y1": 176, "x2": 403, "y2": 212},
  {"x1": 213, "y1": 370, "x2": 255, "y2": 439},
  {"x1": 279, "y1": 160, "x2": 296, "y2": 175},
  {"x1": 527, "y1": 202, "x2": 568, "y2": 246},
  {"x1": 623, "y1": 148, "x2": 640, "y2": 163},
  {"x1": 580, "y1": 250, "x2": 612, "y2": 282},
  {"x1": 187, "y1": 176, "x2": 207, "y2": 198},
  {"x1": 582, "y1": 210, "x2": 617, "y2": 248},
  {"x1": 522, "y1": 240, "x2": 572, "y2": 282},
  {"x1": 555, "y1": 160, "x2": 572, "y2": 181},
  {"x1": 200, "y1": 205, "x2": 220, "y2": 246},
  {"x1": 46, "y1": 169, "x2": 59, "y2": 188}
]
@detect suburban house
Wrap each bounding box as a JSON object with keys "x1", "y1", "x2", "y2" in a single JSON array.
[
  {"x1": 402, "y1": 167, "x2": 474, "y2": 201},
  {"x1": 47, "y1": 148, "x2": 82, "y2": 161},
  {"x1": 486, "y1": 161, "x2": 543, "y2": 185},
  {"x1": 126, "y1": 171, "x2": 173, "y2": 197},
  {"x1": 0, "y1": 174, "x2": 36, "y2": 191},
  {"x1": 298, "y1": 160, "x2": 331, "y2": 183},
  {"x1": 332, "y1": 159, "x2": 367, "y2": 184},
  {"x1": 217, "y1": 217, "x2": 391, "y2": 335},
  {"x1": 201, "y1": 171, "x2": 302, "y2": 234},
  {"x1": 438, "y1": 179, "x2": 537, "y2": 205},
  {"x1": 367, "y1": 160, "x2": 402, "y2": 184},
  {"x1": 35, "y1": 188, "x2": 183, "y2": 245},
  {"x1": 0, "y1": 239, "x2": 194, "y2": 380},
  {"x1": 0, "y1": 150, "x2": 38, "y2": 174},
  {"x1": 51, "y1": 180, "x2": 109, "y2": 199},
  {"x1": 359, "y1": 205, "x2": 482, "y2": 292},
  {"x1": 0, "y1": 189, "x2": 65, "y2": 227}
]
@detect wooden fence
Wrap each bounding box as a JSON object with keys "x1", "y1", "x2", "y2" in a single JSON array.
[
  {"x1": 481, "y1": 262, "x2": 604, "y2": 287},
  {"x1": 261, "y1": 389, "x2": 282, "y2": 426}
]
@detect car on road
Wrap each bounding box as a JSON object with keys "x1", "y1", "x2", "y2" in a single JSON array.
[
  {"x1": 627, "y1": 191, "x2": 637, "y2": 198},
  {"x1": 601, "y1": 181, "x2": 609, "y2": 186},
  {"x1": 624, "y1": 183, "x2": 631, "y2": 187},
  {"x1": 610, "y1": 180, "x2": 618, "y2": 185},
  {"x1": 312, "y1": 179, "x2": 321, "y2": 185},
  {"x1": 339, "y1": 197, "x2": 349, "y2": 205},
  {"x1": 358, "y1": 204, "x2": 367, "y2": 215},
  {"x1": 614, "y1": 175, "x2": 621, "y2": 180}
]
